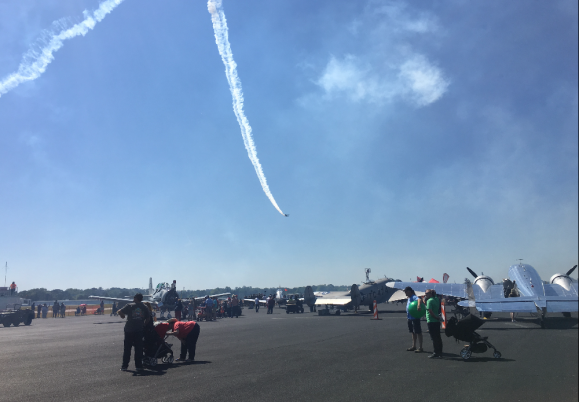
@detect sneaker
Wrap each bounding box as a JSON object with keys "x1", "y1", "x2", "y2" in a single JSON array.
[
  {"x1": 175, "y1": 358, "x2": 187, "y2": 362},
  {"x1": 428, "y1": 354, "x2": 443, "y2": 359},
  {"x1": 415, "y1": 348, "x2": 423, "y2": 353},
  {"x1": 120, "y1": 367, "x2": 128, "y2": 372},
  {"x1": 406, "y1": 347, "x2": 416, "y2": 351}
]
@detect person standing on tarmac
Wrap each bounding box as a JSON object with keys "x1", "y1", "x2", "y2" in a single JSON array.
[
  {"x1": 166, "y1": 318, "x2": 200, "y2": 363},
  {"x1": 267, "y1": 295, "x2": 275, "y2": 314},
  {"x1": 404, "y1": 287, "x2": 423, "y2": 353},
  {"x1": 231, "y1": 295, "x2": 239, "y2": 318},
  {"x1": 205, "y1": 296, "x2": 214, "y2": 321},
  {"x1": 118, "y1": 293, "x2": 151, "y2": 372},
  {"x1": 52, "y1": 301, "x2": 59, "y2": 318},
  {"x1": 254, "y1": 296, "x2": 260, "y2": 312},
  {"x1": 175, "y1": 299, "x2": 183, "y2": 321},
  {"x1": 424, "y1": 289, "x2": 444, "y2": 359}
]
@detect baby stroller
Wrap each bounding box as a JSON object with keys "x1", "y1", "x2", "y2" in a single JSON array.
[
  {"x1": 143, "y1": 324, "x2": 174, "y2": 367},
  {"x1": 445, "y1": 314, "x2": 502, "y2": 361}
]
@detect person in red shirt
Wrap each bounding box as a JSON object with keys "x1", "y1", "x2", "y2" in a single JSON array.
[{"x1": 167, "y1": 318, "x2": 200, "y2": 362}]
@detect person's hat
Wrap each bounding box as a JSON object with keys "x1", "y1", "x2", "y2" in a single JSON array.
[{"x1": 403, "y1": 286, "x2": 414, "y2": 292}]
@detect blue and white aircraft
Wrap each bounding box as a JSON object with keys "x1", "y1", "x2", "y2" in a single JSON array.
[{"x1": 387, "y1": 263, "x2": 578, "y2": 328}]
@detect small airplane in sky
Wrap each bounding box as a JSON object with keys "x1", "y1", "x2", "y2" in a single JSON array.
[
  {"x1": 284, "y1": 214, "x2": 289, "y2": 217},
  {"x1": 387, "y1": 263, "x2": 578, "y2": 328}
]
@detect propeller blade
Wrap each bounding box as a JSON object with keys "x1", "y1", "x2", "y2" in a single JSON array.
[
  {"x1": 466, "y1": 267, "x2": 478, "y2": 278},
  {"x1": 566, "y1": 265, "x2": 577, "y2": 276}
]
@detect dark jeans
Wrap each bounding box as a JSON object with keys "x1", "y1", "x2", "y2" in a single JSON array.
[
  {"x1": 180, "y1": 324, "x2": 201, "y2": 360},
  {"x1": 427, "y1": 322, "x2": 443, "y2": 355},
  {"x1": 267, "y1": 305, "x2": 274, "y2": 314},
  {"x1": 123, "y1": 330, "x2": 144, "y2": 369},
  {"x1": 255, "y1": 304, "x2": 259, "y2": 312}
]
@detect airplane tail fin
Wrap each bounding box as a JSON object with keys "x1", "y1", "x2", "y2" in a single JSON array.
[
  {"x1": 350, "y1": 284, "x2": 361, "y2": 309},
  {"x1": 304, "y1": 286, "x2": 316, "y2": 307}
]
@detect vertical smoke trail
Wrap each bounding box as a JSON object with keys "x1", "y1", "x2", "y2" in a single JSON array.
[
  {"x1": 208, "y1": 0, "x2": 286, "y2": 216},
  {"x1": 0, "y1": 0, "x2": 125, "y2": 98}
]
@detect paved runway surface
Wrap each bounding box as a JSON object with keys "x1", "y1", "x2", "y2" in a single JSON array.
[{"x1": 1, "y1": 305, "x2": 577, "y2": 402}]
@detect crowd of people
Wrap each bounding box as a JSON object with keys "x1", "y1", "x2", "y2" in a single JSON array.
[{"x1": 32, "y1": 301, "x2": 68, "y2": 318}]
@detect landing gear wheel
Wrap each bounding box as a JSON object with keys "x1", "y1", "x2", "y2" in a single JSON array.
[
  {"x1": 460, "y1": 347, "x2": 472, "y2": 361},
  {"x1": 493, "y1": 351, "x2": 502, "y2": 359},
  {"x1": 2, "y1": 322, "x2": 10, "y2": 327},
  {"x1": 335, "y1": 310, "x2": 341, "y2": 316},
  {"x1": 12, "y1": 321, "x2": 19, "y2": 327}
]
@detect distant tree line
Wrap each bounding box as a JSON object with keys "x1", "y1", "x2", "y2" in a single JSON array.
[
  {"x1": 18, "y1": 284, "x2": 349, "y2": 301},
  {"x1": 18, "y1": 287, "x2": 146, "y2": 301}
]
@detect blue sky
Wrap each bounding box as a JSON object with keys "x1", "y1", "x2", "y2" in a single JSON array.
[{"x1": 0, "y1": 0, "x2": 577, "y2": 291}]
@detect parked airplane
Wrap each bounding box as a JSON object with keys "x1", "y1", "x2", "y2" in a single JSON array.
[
  {"x1": 387, "y1": 263, "x2": 578, "y2": 328},
  {"x1": 89, "y1": 278, "x2": 230, "y2": 314},
  {"x1": 244, "y1": 288, "x2": 316, "y2": 310},
  {"x1": 312, "y1": 269, "x2": 400, "y2": 314}
]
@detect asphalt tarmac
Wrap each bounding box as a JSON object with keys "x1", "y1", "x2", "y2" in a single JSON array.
[{"x1": 0, "y1": 305, "x2": 577, "y2": 402}]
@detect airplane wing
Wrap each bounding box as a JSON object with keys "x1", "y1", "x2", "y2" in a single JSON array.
[
  {"x1": 313, "y1": 290, "x2": 352, "y2": 306},
  {"x1": 387, "y1": 282, "x2": 468, "y2": 299},
  {"x1": 314, "y1": 298, "x2": 352, "y2": 306},
  {"x1": 458, "y1": 296, "x2": 579, "y2": 313},
  {"x1": 388, "y1": 289, "x2": 425, "y2": 302},
  {"x1": 194, "y1": 292, "x2": 231, "y2": 301},
  {"x1": 243, "y1": 298, "x2": 267, "y2": 304},
  {"x1": 88, "y1": 295, "x2": 147, "y2": 303}
]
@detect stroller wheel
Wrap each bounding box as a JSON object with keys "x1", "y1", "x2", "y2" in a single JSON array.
[
  {"x1": 166, "y1": 355, "x2": 174, "y2": 364},
  {"x1": 493, "y1": 351, "x2": 502, "y2": 359},
  {"x1": 460, "y1": 347, "x2": 472, "y2": 361},
  {"x1": 150, "y1": 358, "x2": 157, "y2": 367}
]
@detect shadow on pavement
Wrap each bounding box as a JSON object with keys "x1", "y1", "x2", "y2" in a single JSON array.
[
  {"x1": 93, "y1": 322, "x2": 124, "y2": 325},
  {"x1": 443, "y1": 353, "x2": 515, "y2": 363}
]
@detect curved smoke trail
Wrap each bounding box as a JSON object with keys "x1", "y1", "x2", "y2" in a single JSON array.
[
  {"x1": 0, "y1": 0, "x2": 125, "y2": 98},
  {"x1": 208, "y1": 0, "x2": 285, "y2": 216}
]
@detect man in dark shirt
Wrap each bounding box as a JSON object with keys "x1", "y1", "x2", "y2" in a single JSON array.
[{"x1": 118, "y1": 293, "x2": 151, "y2": 372}]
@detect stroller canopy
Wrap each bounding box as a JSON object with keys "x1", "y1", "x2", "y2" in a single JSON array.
[{"x1": 445, "y1": 314, "x2": 486, "y2": 342}]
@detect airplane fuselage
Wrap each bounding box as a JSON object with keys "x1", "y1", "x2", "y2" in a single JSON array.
[
  {"x1": 358, "y1": 278, "x2": 396, "y2": 306},
  {"x1": 508, "y1": 263, "x2": 544, "y2": 297}
]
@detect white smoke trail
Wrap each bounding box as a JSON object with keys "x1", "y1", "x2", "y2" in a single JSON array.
[
  {"x1": 0, "y1": 0, "x2": 125, "y2": 98},
  {"x1": 208, "y1": 0, "x2": 286, "y2": 216}
]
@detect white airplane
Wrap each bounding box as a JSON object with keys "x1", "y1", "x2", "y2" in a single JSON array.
[{"x1": 387, "y1": 263, "x2": 578, "y2": 328}]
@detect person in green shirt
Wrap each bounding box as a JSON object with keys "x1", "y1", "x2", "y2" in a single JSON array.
[{"x1": 425, "y1": 289, "x2": 444, "y2": 359}]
